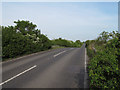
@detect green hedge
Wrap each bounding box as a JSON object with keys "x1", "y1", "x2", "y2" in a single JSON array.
[
  {"x1": 2, "y1": 20, "x2": 82, "y2": 60},
  {"x1": 86, "y1": 31, "x2": 120, "y2": 89},
  {"x1": 2, "y1": 20, "x2": 52, "y2": 60},
  {"x1": 52, "y1": 38, "x2": 83, "y2": 47},
  {"x1": 88, "y1": 48, "x2": 119, "y2": 88}
]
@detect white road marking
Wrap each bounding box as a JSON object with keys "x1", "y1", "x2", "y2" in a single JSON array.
[
  {"x1": 84, "y1": 47, "x2": 87, "y2": 88},
  {"x1": 85, "y1": 48, "x2": 87, "y2": 72},
  {"x1": 53, "y1": 50, "x2": 66, "y2": 57},
  {"x1": 0, "y1": 65, "x2": 37, "y2": 86}
]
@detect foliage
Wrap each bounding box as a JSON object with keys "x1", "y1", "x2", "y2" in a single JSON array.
[
  {"x1": 86, "y1": 31, "x2": 120, "y2": 88},
  {"x1": 0, "y1": 26, "x2": 2, "y2": 58},
  {"x1": 52, "y1": 38, "x2": 83, "y2": 47},
  {"x1": 2, "y1": 20, "x2": 83, "y2": 60},
  {"x1": 2, "y1": 20, "x2": 52, "y2": 59}
]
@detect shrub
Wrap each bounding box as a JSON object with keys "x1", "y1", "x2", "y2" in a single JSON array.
[
  {"x1": 2, "y1": 20, "x2": 52, "y2": 60},
  {"x1": 87, "y1": 31, "x2": 120, "y2": 88},
  {"x1": 88, "y1": 49, "x2": 119, "y2": 88}
]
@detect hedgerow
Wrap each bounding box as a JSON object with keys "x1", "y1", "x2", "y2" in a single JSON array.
[
  {"x1": 2, "y1": 20, "x2": 52, "y2": 59},
  {"x1": 2, "y1": 20, "x2": 83, "y2": 60},
  {"x1": 52, "y1": 38, "x2": 83, "y2": 47},
  {"x1": 86, "y1": 31, "x2": 120, "y2": 88}
]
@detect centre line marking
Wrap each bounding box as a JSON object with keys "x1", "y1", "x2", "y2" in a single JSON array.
[
  {"x1": 0, "y1": 65, "x2": 37, "y2": 86},
  {"x1": 53, "y1": 50, "x2": 66, "y2": 57}
]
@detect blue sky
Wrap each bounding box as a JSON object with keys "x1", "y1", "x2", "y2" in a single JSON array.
[{"x1": 2, "y1": 2, "x2": 118, "y2": 41}]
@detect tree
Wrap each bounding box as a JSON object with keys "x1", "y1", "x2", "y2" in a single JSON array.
[
  {"x1": 2, "y1": 20, "x2": 52, "y2": 59},
  {"x1": 99, "y1": 31, "x2": 109, "y2": 43},
  {"x1": 14, "y1": 20, "x2": 37, "y2": 35}
]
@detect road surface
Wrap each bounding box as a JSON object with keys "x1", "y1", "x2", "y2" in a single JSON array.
[{"x1": 1, "y1": 44, "x2": 88, "y2": 88}]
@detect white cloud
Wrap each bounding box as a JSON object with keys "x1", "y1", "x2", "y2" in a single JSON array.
[{"x1": 2, "y1": 2, "x2": 118, "y2": 41}]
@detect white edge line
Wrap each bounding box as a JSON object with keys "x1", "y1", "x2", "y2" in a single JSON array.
[
  {"x1": 53, "y1": 50, "x2": 66, "y2": 57},
  {"x1": 84, "y1": 48, "x2": 87, "y2": 88},
  {"x1": 85, "y1": 48, "x2": 87, "y2": 72},
  {"x1": 0, "y1": 65, "x2": 37, "y2": 86}
]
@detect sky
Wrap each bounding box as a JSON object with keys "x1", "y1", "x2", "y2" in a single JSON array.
[
  {"x1": 1, "y1": 0, "x2": 119, "y2": 2},
  {"x1": 2, "y1": 2, "x2": 118, "y2": 41}
]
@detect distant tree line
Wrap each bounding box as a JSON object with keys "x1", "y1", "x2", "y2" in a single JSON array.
[
  {"x1": 52, "y1": 38, "x2": 82, "y2": 47},
  {"x1": 2, "y1": 20, "x2": 83, "y2": 60}
]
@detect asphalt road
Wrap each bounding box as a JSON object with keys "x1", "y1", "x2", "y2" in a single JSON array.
[{"x1": 1, "y1": 44, "x2": 88, "y2": 88}]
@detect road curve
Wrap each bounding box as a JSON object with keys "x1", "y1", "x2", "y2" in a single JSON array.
[{"x1": 2, "y1": 44, "x2": 87, "y2": 88}]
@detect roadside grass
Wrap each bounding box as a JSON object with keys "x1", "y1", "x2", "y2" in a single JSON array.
[{"x1": 51, "y1": 45, "x2": 65, "y2": 49}]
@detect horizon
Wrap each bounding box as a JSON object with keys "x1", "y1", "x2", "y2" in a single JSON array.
[{"x1": 2, "y1": 2, "x2": 118, "y2": 41}]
